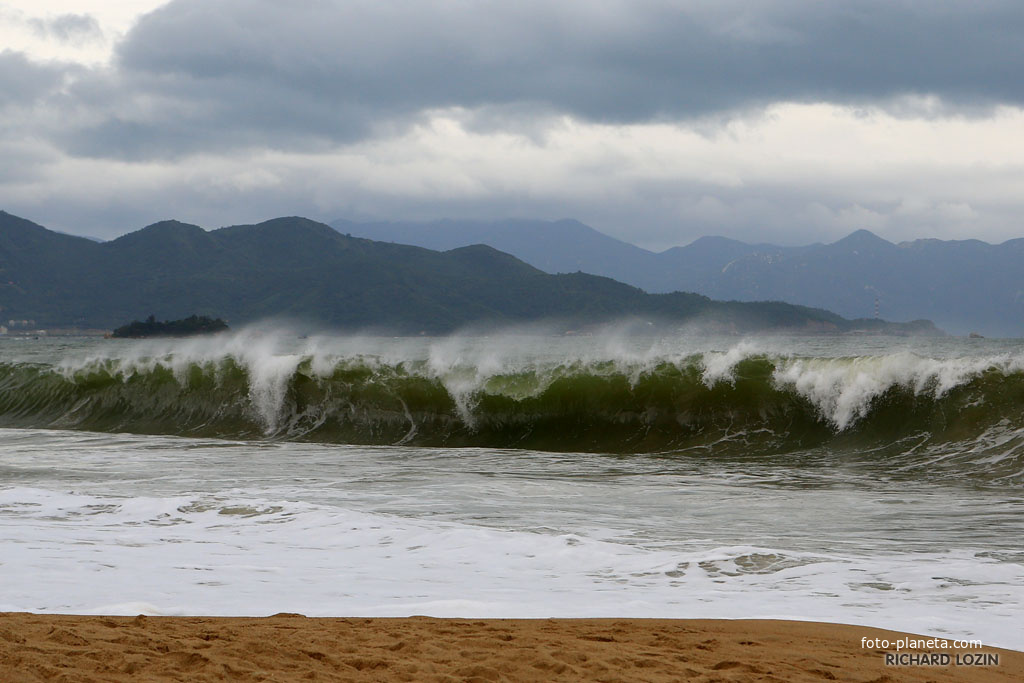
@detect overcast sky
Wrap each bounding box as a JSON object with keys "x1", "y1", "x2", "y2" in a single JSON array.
[{"x1": 2, "y1": 0, "x2": 1024, "y2": 250}]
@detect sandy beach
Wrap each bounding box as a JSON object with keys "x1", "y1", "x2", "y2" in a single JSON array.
[{"x1": 1, "y1": 614, "x2": 1020, "y2": 682}]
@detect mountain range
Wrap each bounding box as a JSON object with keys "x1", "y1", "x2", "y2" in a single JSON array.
[
  {"x1": 333, "y1": 218, "x2": 1024, "y2": 336},
  {"x1": 0, "y1": 211, "x2": 935, "y2": 335}
]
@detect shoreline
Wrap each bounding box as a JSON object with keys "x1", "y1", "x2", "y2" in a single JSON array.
[{"x1": 1, "y1": 614, "x2": 1020, "y2": 681}]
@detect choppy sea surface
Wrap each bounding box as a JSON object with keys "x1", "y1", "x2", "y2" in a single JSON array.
[{"x1": 1, "y1": 329, "x2": 1022, "y2": 649}]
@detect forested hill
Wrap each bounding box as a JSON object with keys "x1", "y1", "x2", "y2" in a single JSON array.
[
  {"x1": 334, "y1": 217, "x2": 1024, "y2": 336},
  {"x1": 0, "y1": 211, "x2": 939, "y2": 335}
]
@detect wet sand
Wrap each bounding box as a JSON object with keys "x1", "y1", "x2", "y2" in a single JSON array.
[{"x1": 1, "y1": 613, "x2": 1020, "y2": 682}]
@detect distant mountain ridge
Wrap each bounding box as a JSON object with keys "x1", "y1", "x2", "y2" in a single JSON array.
[
  {"x1": 333, "y1": 219, "x2": 1024, "y2": 336},
  {"x1": 0, "y1": 210, "x2": 936, "y2": 335}
]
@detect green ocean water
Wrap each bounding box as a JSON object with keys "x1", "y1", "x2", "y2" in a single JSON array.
[{"x1": 1, "y1": 331, "x2": 1022, "y2": 483}]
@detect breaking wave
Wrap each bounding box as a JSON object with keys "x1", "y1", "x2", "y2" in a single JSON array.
[{"x1": 1, "y1": 332, "x2": 1023, "y2": 481}]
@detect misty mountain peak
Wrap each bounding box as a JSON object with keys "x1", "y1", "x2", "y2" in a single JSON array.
[
  {"x1": 214, "y1": 217, "x2": 342, "y2": 245},
  {"x1": 832, "y1": 229, "x2": 892, "y2": 250},
  {"x1": 111, "y1": 220, "x2": 209, "y2": 247},
  {"x1": 137, "y1": 219, "x2": 205, "y2": 234},
  {"x1": 688, "y1": 235, "x2": 750, "y2": 248}
]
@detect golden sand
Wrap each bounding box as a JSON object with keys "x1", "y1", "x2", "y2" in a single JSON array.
[{"x1": 1, "y1": 613, "x2": 1020, "y2": 682}]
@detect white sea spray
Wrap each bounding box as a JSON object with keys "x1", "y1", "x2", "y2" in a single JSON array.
[
  {"x1": 772, "y1": 351, "x2": 1023, "y2": 429},
  {"x1": 700, "y1": 340, "x2": 761, "y2": 387}
]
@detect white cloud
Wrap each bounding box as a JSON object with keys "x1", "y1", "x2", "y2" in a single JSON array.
[
  {"x1": 3, "y1": 102, "x2": 1023, "y2": 249},
  {"x1": 0, "y1": 1, "x2": 166, "y2": 65}
]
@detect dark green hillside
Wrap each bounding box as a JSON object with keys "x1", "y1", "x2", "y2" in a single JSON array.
[
  {"x1": 112, "y1": 314, "x2": 229, "y2": 338},
  {"x1": 0, "y1": 211, "x2": 940, "y2": 335},
  {"x1": 0, "y1": 211, "x2": 105, "y2": 327},
  {"x1": 340, "y1": 216, "x2": 1023, "y2": 336}
]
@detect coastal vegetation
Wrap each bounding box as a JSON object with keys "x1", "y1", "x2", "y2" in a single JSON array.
[{"x1": 111, "y1": 314, "x2": 229, "y2": 338}]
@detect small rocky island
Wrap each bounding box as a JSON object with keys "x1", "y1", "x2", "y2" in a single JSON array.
[{"x1": 111, "y1": 315, "x2": 229, "y2": 338}]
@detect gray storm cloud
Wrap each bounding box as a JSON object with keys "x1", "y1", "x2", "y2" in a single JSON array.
[
  {"x1": 29, "y1": 13, "x2": 103, "y2": 44},
  {"x1": 30, "y1": 0, "x2": 1024, "y2": 160},
  {"x1": 119, "y1": 0, "x2": 1024, "y2": 109},
  {"x1": 0, "y1": 51, "x2": 76, "y2": 107}
]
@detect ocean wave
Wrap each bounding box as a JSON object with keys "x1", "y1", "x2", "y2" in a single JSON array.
[{"x1": 1, "y1": 335, "x2": 1023, "y2": 472}]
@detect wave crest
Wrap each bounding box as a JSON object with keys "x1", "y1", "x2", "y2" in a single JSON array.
[{"x1": 2, "y1": 336, "x2": 1023, "y2": 471}]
